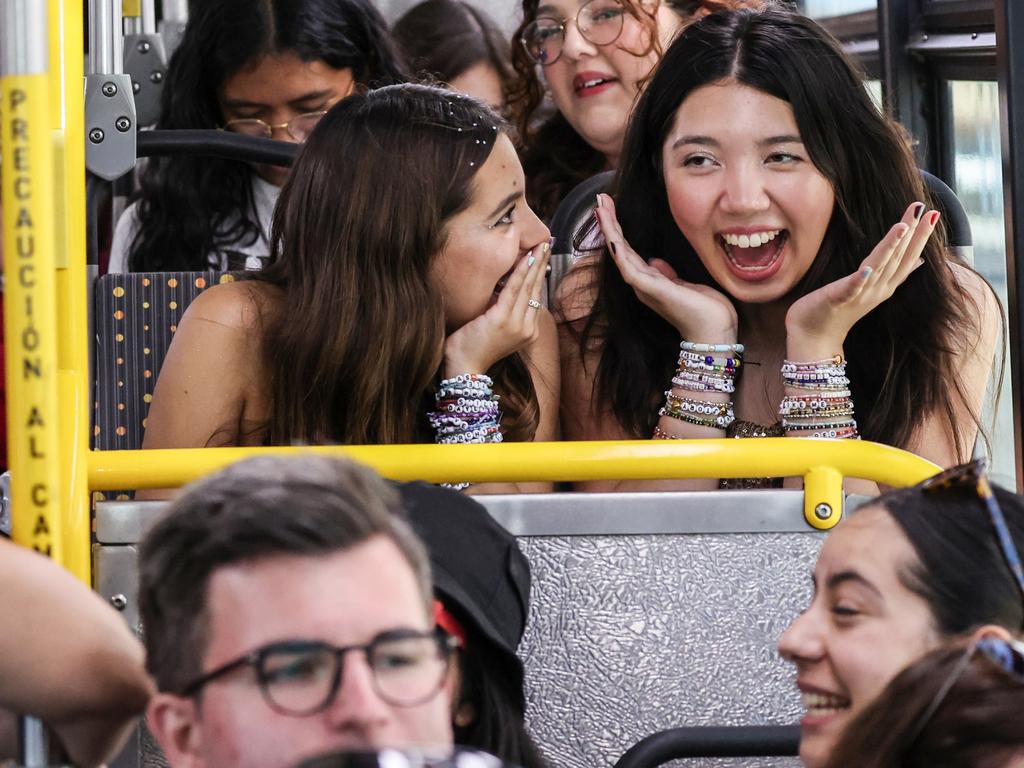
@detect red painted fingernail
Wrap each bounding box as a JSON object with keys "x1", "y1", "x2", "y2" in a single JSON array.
[
  {"x1": 929, "y1": 211, "x2": 941, "y2": 226},
  {"x1": 913, "y1": 203, "x2": 925, "y2": 220}
]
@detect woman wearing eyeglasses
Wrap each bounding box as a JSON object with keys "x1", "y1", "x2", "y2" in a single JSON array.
[
  {"x1": 107, "y1": 0, "x2": 406, "y2": 273},
  {"x1": 824, "y1": 633, "x2": 1024, "y2": 768},
  {"x1": 779, "y1": 462, "x2": 1024, "y2": 768},
  {"x1": 510, "y1": 0, "x2": 764, "y2": 221}
]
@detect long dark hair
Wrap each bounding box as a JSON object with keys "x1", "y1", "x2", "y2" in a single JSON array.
[
  {"x1": 824, "y1": 639, "x2": 1024, "y2": 768},
  {"x1": 454, "y1": 622, "x2": 548, "y2": 768},
  {"x1": 393, "y1": 0, "x2": 515, "y2": 104},
  {"x1": 876, "y1": 483, "x2": 1024, "y2": 634},
  {"x1": 577, "y1": 8, "x2": 990, "y2": 457},
  {"x1": 255, "y1": 84, "x2": 539, "y2": 446},
  {"x1": 509, "y1": 0, "x2": 764, "y2": 221},
  {"x1": 127, "y1": 0, "x2": 406, "y2": 272}
]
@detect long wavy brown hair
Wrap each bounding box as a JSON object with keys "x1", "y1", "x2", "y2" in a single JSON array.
[
  {"x1": 509, "y1": 0, "x2": 766, "y2": 221},
  {"x1": 253, "y1": 84, "x2": 539, "y2": 445}
]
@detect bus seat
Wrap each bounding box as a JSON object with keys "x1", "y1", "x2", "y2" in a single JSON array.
[
  {"x1": 614, "y1": 725, "x2": 800, "y2": 767},
  {"x1": 94, "y1": 490, "x2": 824, "y2": 768},
  {"x1": 93, "y1": 271, "x2": 226, "y2": 451},
  {"x1": 547, "y1": 169, "x2": 974, "y2": 296}
]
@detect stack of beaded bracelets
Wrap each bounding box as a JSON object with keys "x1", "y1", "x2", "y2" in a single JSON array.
[
  {"x1": 778, "y1": 355, "x2": 859, "y2": 439},
  {"x1": 429, "y1": 373, "x2": 503, "y2": 490},
  {"x1": 656, "y1": 341, "x2": 742, "y2": 434}
]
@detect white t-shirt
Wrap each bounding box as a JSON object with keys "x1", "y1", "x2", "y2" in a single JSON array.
[{"x1": 107, "y1": 174, "x2": 280, "y2": 273}]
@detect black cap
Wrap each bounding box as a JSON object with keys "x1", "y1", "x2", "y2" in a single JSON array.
[{"x1": 397, "y1": 482, "x2": 530, "y2": 693}]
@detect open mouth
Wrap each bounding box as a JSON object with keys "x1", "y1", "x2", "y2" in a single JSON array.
[
  {"x1": 800, "y1": 690, "x2": 851, "y2": 719},
  {"x1": 493, "y1": 267, "x2": 514, "y2": 296},
  {"x1": 573, "y1": 73, "x2": 618, "y2": 97},
  {"x1": 718, "y1": 229, "x2": 788, "y2": 279}
]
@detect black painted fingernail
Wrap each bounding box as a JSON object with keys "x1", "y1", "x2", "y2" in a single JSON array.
[
  {"x1": 913, "y1": 202, "x2": 925, "y2": 220},
  {"x1": 609, "y1": 242, "x2": 617, "y2": 254}
]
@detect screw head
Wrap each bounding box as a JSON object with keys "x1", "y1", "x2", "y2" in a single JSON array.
[
  {"x1": 971, "y1": 32, "x2": 979, "y2": 39},
  {"x1": 101, "y1": 81, "x2": 117, "y2": 97},
  {"x1": 133, "y1": 80, "x2": 141, "y2": 93},
  {"x1": 115, "y1": 116, "x2": 132, "y2": 132},
  {"x1": 149, "y1": 70, "x2": 164, "y2": 84},
  {"x1": 137, "y1": 40, "x2": 151, "y2": 53},
  {"x1": 89, "y1": 127, "x2": 105, "y2": 143},
  {"x1": 814, "y1": 503, "x2": 832, "y2": 520},
  {"x1": 110, "y1": 594, "x2": 128, "y2": 610}
]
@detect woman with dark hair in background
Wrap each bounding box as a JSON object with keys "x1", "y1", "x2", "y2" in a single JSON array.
[
  {"x1": 393, "y1": 0, "x2": 515, "y2": 114},
  {"x1": 561, "y1": 8, "x2": 1000, "y2": 491},
  {"x1": 142, "y1": 85, "x2": 558, "y2": 494},
  {"x1": 510, "y1": 0, "x2": 765, "y2": 221},
  {"x1": 109, "y1": 0, "x2": 406, "y2": 273},
  {"x1": 400, "y1": 482, "x2": 548, "y2": 767},
  {"x1": 779, "y1": 461, "x2": 1024, "y2": 767},
  {"x1": 823, "y1": 633, "x2": 1024, "y2": 768}
]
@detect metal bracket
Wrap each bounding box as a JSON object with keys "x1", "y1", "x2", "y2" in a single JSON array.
[
  {"x1": 85, "y1": 73, "x2": 137, "y2": 181},
  {"x1": 0, "y1": 471, "x2": 10, "y2": 537},
  {"x1": 123, "y1": 33, "x2": 166, "y2": 127}
]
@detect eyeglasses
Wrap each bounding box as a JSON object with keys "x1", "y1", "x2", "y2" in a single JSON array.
[
  {"x1": 907, "y1": 634, "x2": 1024, "y2": 746},
  {"x1": 222, "y1": 110, "x2": 328, "y2": 142},
  {"x1": 180, "y1": 628, "x2": 458, "y2": 715},
  {"x1": 918, "y1": 458, "x2": 1024, "y2": 609},
  {"x1": 520, "y1": 0, "x2": 628, "y2": 66}
]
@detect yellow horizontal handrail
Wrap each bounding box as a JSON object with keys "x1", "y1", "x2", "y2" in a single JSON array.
[{"x1": 89, "y1": 439, "x2": 940, "y2": 531}]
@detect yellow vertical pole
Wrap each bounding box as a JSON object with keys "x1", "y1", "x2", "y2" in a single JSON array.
[
  {"x1": 51, "y1": 0, "x2": 91, "y2": 582},
  {"x1": 2, "y1": 2, "x2": 63, "y2": 562}
]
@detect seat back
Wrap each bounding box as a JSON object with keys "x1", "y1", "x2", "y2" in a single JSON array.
[
  {"x1": 614, "y1": 725, "x2": 801, "y2": 767},
  {"x1": 93, "y1": 271, "x2": 228, "y2": 451}
]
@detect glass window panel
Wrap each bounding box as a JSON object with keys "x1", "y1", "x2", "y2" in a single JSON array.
[
  {"x1": 948, "y1": 80, "x2": 1017, "y2": 486},
  {"x1": 798, "y1": 0, "x2": 876, "y2": 16}
]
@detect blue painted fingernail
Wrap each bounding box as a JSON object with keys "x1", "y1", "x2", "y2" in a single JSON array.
[
  {"x1": 861, "y1": 266, "x2": 873, "y2": 279},
  {"x1": 528, "y1": 254, "x2": 536, "y2": 267}
]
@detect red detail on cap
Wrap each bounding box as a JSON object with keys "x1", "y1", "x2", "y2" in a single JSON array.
[{"x1": 433, "y1": 599, "x2": 466, "y2": 646}]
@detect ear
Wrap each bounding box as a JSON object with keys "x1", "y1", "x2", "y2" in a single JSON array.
[
  {"x1": 454, "y1": 700, "x2": 476, "y2": 729},
  {"x1": 147, "y1": 693, "x2": 205, "y2": 768},
  {"x1": 968, "y1": 624, "x2": 1013, "y2": 643}
]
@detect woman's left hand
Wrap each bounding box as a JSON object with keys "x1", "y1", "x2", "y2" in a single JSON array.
[{"x1": 784, "y1": 202, "x2": 940, "y2": 360}]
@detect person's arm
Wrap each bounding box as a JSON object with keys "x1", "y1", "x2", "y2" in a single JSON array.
[
  {"x1": 903, "y1": 263, "x2": 1001, "y2": 467},
  {"x1": 138, "y1": 282, "x2": 268, "y2": 498},
  {"x1": 0, "y1": 540, "x2": 153, "y2": 767}
]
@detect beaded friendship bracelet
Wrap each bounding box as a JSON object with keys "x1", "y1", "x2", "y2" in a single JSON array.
[
  {"x1": 778, "y1": 356, "x2": 859, "y2": 440},
  {"x1": 430, "y1": 373, "x2": 503, "y2": 489}
]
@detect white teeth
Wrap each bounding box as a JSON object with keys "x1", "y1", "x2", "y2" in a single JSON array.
[
  {"x1": 722, "y1": 230, "x2": 781, "y2": 247},
  {"x1": 800, "y1": 692, "x2": 850, "y2": 712},
  {"x1": 581, "y1": 78, "x2": 607, "y2": 89}
]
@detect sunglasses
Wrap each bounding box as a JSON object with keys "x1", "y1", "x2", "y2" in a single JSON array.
[
  {"x1": 918, "y1": 458, "x2": 1024, "y2": 607},
  {"x1": 907, "y1": 634, "x2": 1024, "y2": 747}
]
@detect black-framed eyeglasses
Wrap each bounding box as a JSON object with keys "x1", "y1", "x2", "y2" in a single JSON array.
[
  {"x1": 918, "y1": 458, "x2": 1024, "y2": 610},
  {"x1": 520, "y1": 0, "x2": 628, "y2": 66},
  {"x1": 179, "y1": 628, "x2": 458, "y2": 715},
  {"x1": 906, "y1": 634, "x2": 1024, "y2": 747},
  {"x1": 222, "y1": 110, "x2": 328, "y2": 142}
]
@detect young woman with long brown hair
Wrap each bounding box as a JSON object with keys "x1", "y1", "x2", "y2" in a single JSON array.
[
  {"x1": 559, "y1": 8, "x2": 1001, "y2": 491},
  {"x1": 142, "y1": 84, "x2": 558, "y2": 493},
  {"x1": 510, "y1": 0, "x2": 765, "y2": 221}
]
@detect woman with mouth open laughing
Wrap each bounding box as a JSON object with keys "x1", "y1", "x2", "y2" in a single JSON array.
[
  {"x1": 779, "y1": 462, "x2": 1024, "y2": 767},
  {"x1": 140, "y1": 84, "x2": 558, "y2": 495},
  {"x1": 557, "y1": 8, "x2": 1001, "y2": 490}
]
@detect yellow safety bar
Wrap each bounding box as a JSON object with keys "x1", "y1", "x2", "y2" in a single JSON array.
[{"x1": 91, "y1": 439, "x2": 940, "y2": 531}]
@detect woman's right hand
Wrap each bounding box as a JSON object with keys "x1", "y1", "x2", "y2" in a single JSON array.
[
  {"x1": 596, "y1": 193, "x2": 738, "y2": 341},
  {"x1": 442, "y1": 242, "x2": 551, "y2": 378}
]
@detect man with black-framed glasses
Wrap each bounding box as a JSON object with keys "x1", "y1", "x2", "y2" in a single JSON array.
[{"x1": 138, "y1": 455, "x2": 455, "y2": 768}]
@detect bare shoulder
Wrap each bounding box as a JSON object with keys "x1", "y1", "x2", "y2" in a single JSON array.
[
  {"x1": 182, "y1": 279, "x2": 279, "y2": 332},
  {"x1": 553, "y1": 256, "x2": 600, "y2": 324}
]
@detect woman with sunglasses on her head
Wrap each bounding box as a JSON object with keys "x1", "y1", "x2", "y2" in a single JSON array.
[
  {"x1": 108, "y1": 0, "x2": 406, "y2": 273},
  {"x1": 559, "y1": 8, "x2": 1001, "y2": 491},
  {"x1": 823, "y1": 632, "x2": 1024, "y2": 768},
  {"x1": 141, "y1": 85, "x2": 558, "y2": 494},
  {"x1": 778, "y1": 461, "x2": 1024, "y2": 768},
  {"x1": 510, "y1": 0, "x2": 765, "y2": 222}
]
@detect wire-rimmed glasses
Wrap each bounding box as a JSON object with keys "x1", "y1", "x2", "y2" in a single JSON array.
[
  {"x1": 179, "y1": 628, "x2": 458, "y2": 715},
  {"x1": 222, "y1": 110, "x2": 328, "y2": 142},
  {"x1": 520, "y1": 0, "x2": 628, "y2": 66},
  {"x1": 918, "y1": 458, "x2": 1024, "y2": 611}
]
